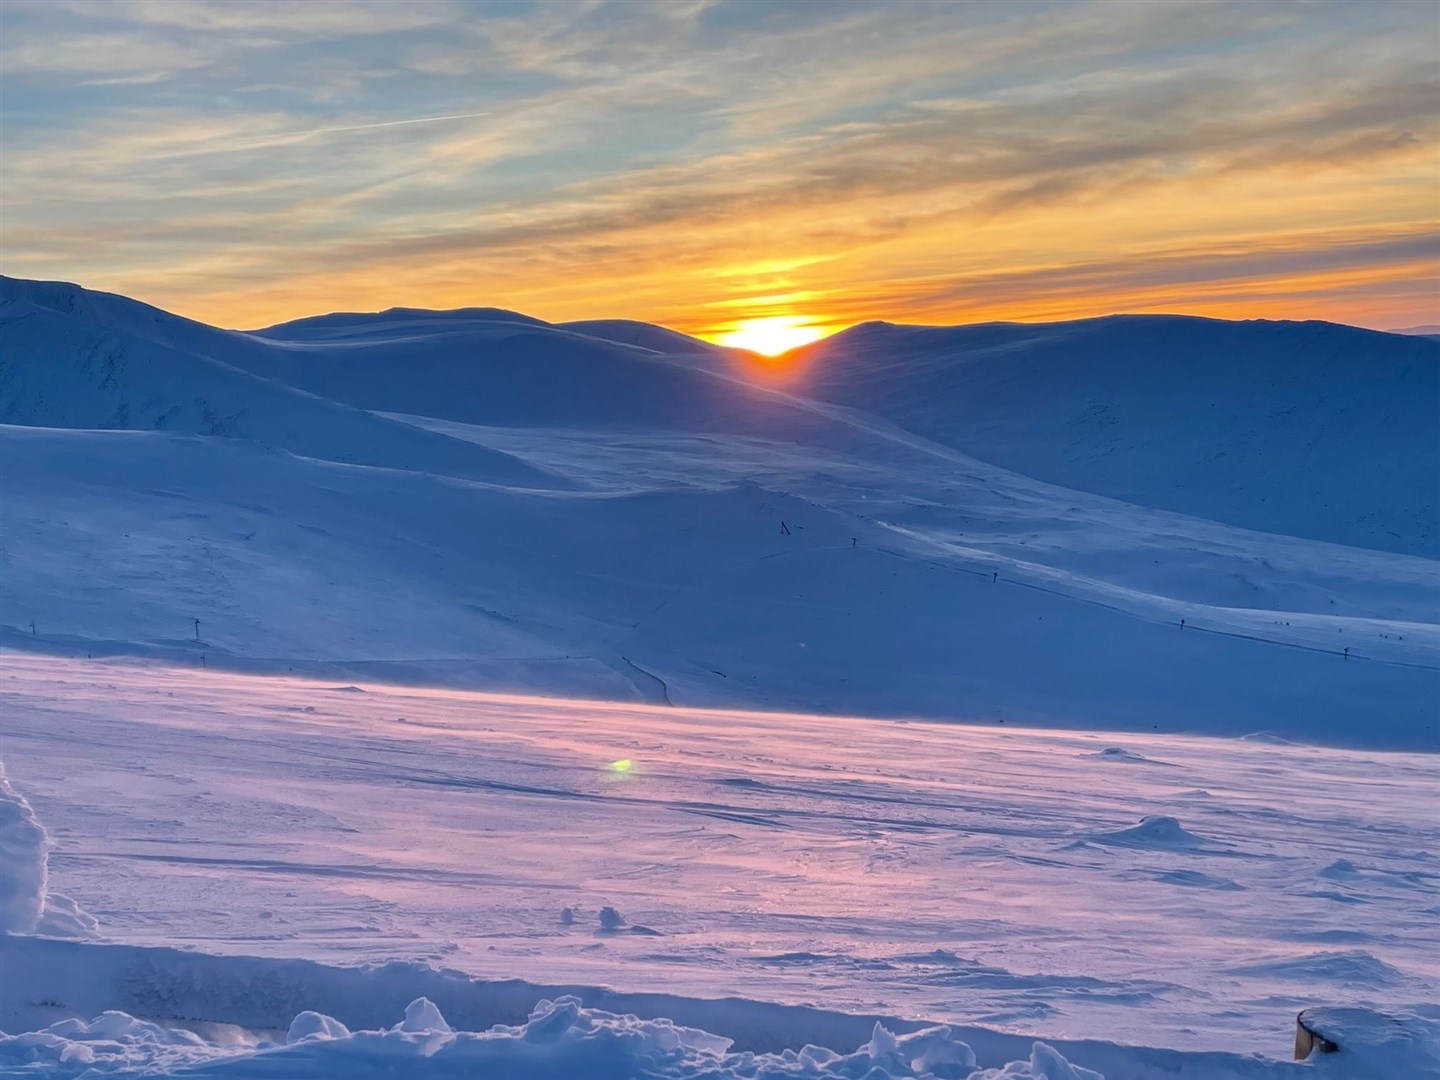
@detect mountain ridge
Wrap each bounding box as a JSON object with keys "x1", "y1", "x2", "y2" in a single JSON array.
[{"x1": 2, "y1": 275, "x2": 1435, "y2": 746}]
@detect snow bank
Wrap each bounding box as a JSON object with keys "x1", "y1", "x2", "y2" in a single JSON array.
[
  {"x1": 0, "y1": 762, "x2": 96, "y2": 938},
  {"x1": 0, "y1": 994, "x2": 1107, "y2": 1078},
  {"x1": 0, "y1": 934, "x2": 1332, "y2": 1078},
  {"x1": 13, "y1": 992, "x2": 1431, "y2": 1078},
  {"x1": 0, "y1": 761, "x2": 49, "y2": 933},
  {"x1": 1298, "y1": 1005, "x2": 1440, "y2": 1073}
]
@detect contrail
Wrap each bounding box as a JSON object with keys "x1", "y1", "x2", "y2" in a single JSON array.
[
  {"x1": 266, "y1": 111, "x2": 494, "y2": 140},
  {"x1": 203, "y1": 111, "x2": 494, "y2": 154}
]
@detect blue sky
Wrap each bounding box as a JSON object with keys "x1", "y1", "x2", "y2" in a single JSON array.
[{"x1": 1, "y1": 0, "x2": 1435, "y2": 337}]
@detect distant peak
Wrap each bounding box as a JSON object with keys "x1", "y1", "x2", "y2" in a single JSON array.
[{"x1": 252, "y1": 305, "x2": 551, "y2": 337}]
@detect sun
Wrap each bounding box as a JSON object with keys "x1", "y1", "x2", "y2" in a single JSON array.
[{"x1": 713, "y1": 315, "x2": 827, "y2": 356}]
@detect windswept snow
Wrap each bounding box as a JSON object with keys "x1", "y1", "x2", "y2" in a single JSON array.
[{"x1": 2, "y1": 655, "x2": 1436, "y2": 1060}]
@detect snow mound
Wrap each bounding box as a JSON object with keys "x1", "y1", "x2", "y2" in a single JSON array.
[
  {"x1": 0, "y1": 994, "x2": 1105, "y2": 1079},
  {"x1": 399, "y1": 996, "x2": 452, "y2": 1034},
  {"x1": 1081, "y1": 815, "x2": 1215, "y2": 850},
  {"x1": 285, "y1": 1011, "x2": 351, "y2": 1044},
  {"x1": 0, "y1": 1012, "x2": 207, "y2": 1076},
  {"x1": 1083, "y1": 747, "x2": 1166, "y2": 764},
  {"x1": 1227, "y1": 949, "x2": 1411, "y2": 988}
]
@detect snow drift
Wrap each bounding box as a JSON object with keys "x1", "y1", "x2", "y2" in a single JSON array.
[
  {"x1": 0, "y1": 762, "x2": 48, "y2": 934},
  {"x1": 4, "y1": 939, "x2": 1433, "y2": 1077},
  {"x1": 0, "y1": 762, "x2": 96, "y2": 938},
  {"x1": 0, "y1": 991, "x2": 1104, "y2": 1079}
]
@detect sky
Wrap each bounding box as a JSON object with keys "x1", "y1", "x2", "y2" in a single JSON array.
[{"x1": 0, "y1": 0, "x2": 1436, "y2": 345}]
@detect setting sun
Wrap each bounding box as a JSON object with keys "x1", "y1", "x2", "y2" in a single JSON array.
[{"x1": 712, "y1": 316, "x2": 828, "y2": 356}]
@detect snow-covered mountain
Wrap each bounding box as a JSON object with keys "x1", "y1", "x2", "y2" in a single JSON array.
[
  {"x1": 786, "y1": 315, "x2": 1439, "y2": 556},
  {"x1": 2, "y1": 276, "x2": 1436, "y2": 748},
  {"x1": 0, "y1": 278, "x2": 556, "y2": 486}
]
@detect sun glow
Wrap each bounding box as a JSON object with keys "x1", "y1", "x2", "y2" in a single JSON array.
[{"x1": 713, "y1": 316, "x2": 828, "y2": 356}]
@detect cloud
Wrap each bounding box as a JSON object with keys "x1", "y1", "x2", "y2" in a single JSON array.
[
  {"x1": 0, "y1": 0, "x2": 1435, "y2": 330},
  {"x1": 879, "y1": 229, "x2": 1440, "y2": 316},
  {"x1": 43, "y1": 0, "x2": 457, "y2": 36},
  {"x1": 0, "y1": 31, "x2": 212, "y2": 78}
]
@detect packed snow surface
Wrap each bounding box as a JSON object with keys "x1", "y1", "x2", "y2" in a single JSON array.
[{"x1": 2, "y1": 655, "x2": 1437, "y2": 1077}]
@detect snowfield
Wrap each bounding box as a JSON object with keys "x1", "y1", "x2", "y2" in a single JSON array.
[
  {"x1": 1, "y1": 277, "x2": 1438, "y2": 1076},
  {"x1": 2, "y1": 656, "x2": 1438, "y2": 1077}
]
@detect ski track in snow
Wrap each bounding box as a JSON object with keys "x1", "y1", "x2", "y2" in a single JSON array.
[{"x1": 2, "y1": 654, "x2": 1437, "y2": 1071}]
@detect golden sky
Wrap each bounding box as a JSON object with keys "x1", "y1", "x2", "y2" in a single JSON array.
[{"x1": 2, "y1": 0, "x2": 1436, "y2": 343}]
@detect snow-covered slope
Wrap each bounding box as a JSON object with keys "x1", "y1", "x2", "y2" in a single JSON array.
[
  {"x1": 0, "y1": 278, "x2": 557, "y2": 486},
  {"x1": 558, "y1": 318, "x2": 732, "y2": 357},
  {"x1": 241, "y1": 310, "x2": 829, "y2": 438},
  {"x1": 787, "y1": 316, "x2": 1440, "y2": 557},
  {"x1": 2, "y1": 277, "x2": 1436, "y2": 748},
  {"x1": 6, "y1": 421, "x2": 1435, "y2": 746}
]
